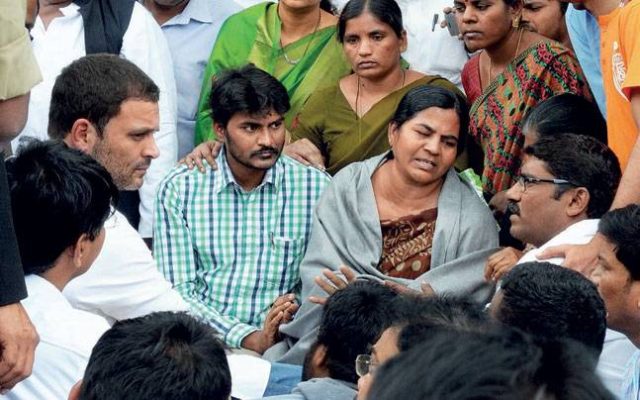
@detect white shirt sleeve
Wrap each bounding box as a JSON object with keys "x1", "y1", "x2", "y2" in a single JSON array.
[
  {"x1": 63, "y1": 211, "x2": 188, "y2": 323},
  {"x1": 121, "y1": 3, "x2": 178, "y2": 238}
]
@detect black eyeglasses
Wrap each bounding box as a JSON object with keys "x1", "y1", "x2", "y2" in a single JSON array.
[{"x1": 515, "y1": 175, "x2": 578, "y2": 193}]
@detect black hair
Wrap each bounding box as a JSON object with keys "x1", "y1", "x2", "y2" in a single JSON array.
[
  {"x1": 598, "y1": 205, "x2": 640, "y2": 281},
  {"x1": 338, "y1": 0, "x2": 403, "y2": 42},
  {"x1": 79, "y1": 312, "x2": 231, "y2": 400},
  {"x1": 522, "y1": 94, "x2": 607, "y2": 144},
  {"x1": 524, "y1": 133, "x2": 621, "y2": 218},
  {"x1": 368, "y1": 327, "x2": 614, "y2": 400},
  {"x1": 497, "y1": 262, "x2": 607, "y2": 355},
  {"x1": 209, "y1": 64, "x2": 290, "y2": 128},
  {"x1": 391, "y1": 85, "x2": 469, "y2": 155},
  {"x1": 7, "y1": 140, "x2": 117, "y2": 275},
  {"x1": 48, "y1": 54, "x2": 159, "y2": 140},
  {"x1": 393, "y1": 295, "x2": 489, "y2": 351},
  {"x1": 314, "y1": 280, "x2": 398, "y2": 383},
  {"x1": 320, "y1": 0, "x2": 334, "y2": 13},
  {"x1": 560, "y1": 1, "x2": 569, "y2": 14}
]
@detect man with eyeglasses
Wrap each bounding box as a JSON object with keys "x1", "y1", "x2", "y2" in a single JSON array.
[
  {"x1": 487, "y1": 133, "x2": 634, "y2": 394},
  {"x1": 499, "y1": 134, "x2": 620, "y2": 269},
  {"x1": 261, "y1": 281, "x2": 397, "y2": 400}
]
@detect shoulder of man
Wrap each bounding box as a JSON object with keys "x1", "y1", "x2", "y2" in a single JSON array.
[{"x1": 279, "y1": 155, "x2": 332, "y2": 184}]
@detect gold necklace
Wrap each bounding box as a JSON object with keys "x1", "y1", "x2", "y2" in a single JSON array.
[
  {"x1": 279, "y1": 8, "x2": 322, "y2": 66},
  {"x1": 486, "y1": 28, "x2": 524, "y2": 89}
]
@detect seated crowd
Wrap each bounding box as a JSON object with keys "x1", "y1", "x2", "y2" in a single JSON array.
[{"x1": 1, "y1": 0, "x2": 640, "y2": 399}]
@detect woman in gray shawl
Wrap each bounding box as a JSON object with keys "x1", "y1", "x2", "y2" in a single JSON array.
[{"x1": 265, "y1": 85, "x2": 499, "y2": 364}]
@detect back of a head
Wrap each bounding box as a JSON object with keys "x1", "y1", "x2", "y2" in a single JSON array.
[
  {"x1": 208, "y1": 64, "x2": 290, "y2": 128},
  {"x1": 48, "y1": 54, "x2": 159, "y2": 140},
  {"x1": 524, "y1": 133, "x2": 621, "y2": 218},
  {"x1": 598, "y1": 205, "x2": 640, "y2": 280},
  {"x1": 522, "y1": 94, "x2": 607, "y2": 143},
  {"x1": 497, "y1": 262, "x2": 606, "y2": 354},
  {"x1": 78, "y1": 312, "x2": 231, "y2": 400},
  {"x1": 393, "y1": 295, "x2": 489, "y2": 351},
  {"x1": 368, "y1": 328, "x2": 614, "y2": 400},
  {"x1": 7, "y1": 140, "x2": 116, "y2": 275},
  {"x1": 317, "y1": 280, "x2": 398, "y2": 383}
]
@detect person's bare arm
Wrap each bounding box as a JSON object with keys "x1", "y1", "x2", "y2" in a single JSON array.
[
  {"x1": 0, "y1": 94, "x2": 29, "y2": 144},
  {"x1": 611, "y1": 90, "x2": 640, "y2": 208}
]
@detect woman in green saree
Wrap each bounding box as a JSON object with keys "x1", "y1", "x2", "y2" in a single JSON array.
[
  {"x1": 285, "y1": 0, "x2": 461, "y2": 175},
  {"x1": 194, "y1": 0, "x2": 351, "y2": 145}
]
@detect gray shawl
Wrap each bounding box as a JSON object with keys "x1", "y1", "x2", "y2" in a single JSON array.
[{"x1": 264, "y1": 152, "x2": 499, "y2": 364}]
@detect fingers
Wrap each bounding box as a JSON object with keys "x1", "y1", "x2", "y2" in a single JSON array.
[
  {"x1": 268, "y1": 296, "x2": 296, "y2": 321},
  {"x1": 323, "y1": 269, "x2": 348, "y2": 289},
  {"x1": 179, "y1": 141, "x2": 221, "y2": 172},
  {"x1": 0, "y1": 304, "x2": 38, "y2": 392},
  {"x1": 267, "y1": 310, "x2": 284, "y2": 332},
  {"x1": 485, "y1": 249, "x2": 507, "y2": 281},
  {"x1": 308, "y1": 295, "x2": 327, "y2": 306},
  {"x1": 383, "y1": 280, "x2": 414, "y2": 295},
  {"x1": 283, "y1": 303, "x2": 299, "y2": 322},
  {"x1": 485, "y1": 257, "x2": 499, "y2": 281},
  {"x1": 314, "y1": 275, "x2": 339, "y2": 296},
  {"x1": 339, "y1": 265, "x2": 357, "y2": 283},
  {"x1": 536, "y1": 245, "x2": 569, "y2": 261},
  {"x1": 420, "y1": 283, "x2": 435, "y2": 296},
  {"x1": 265, "y1": 312, "x2": 284, "y2": 345},
  {"x1": 0, "y1": 342, "x2": 32, "y2": 392},
  {"x1": 193, "y1": 154, "x2": 207, "y2": 172},
  {"x1": 440, "y1": 7, "x2": 452, "y2": 28},
  {"x1": 272, "y1": 293, "x2": 295, "y2": 308},
  {"x1": 203, "y1": 141, "x2": 222, "y2": 170},
  {"x1": 284, "y1": 140, "x2": 325, "y2": 171},
  {"x1": 490, "y1": 261, "x2": 515, "y2": 282},
  {"x1": 313, "y1": 269, "x2": 348, "y2": 296}
]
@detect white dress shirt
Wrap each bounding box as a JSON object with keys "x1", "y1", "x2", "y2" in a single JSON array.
[
  {"x1": 158, "y1": 0, "x2": 241, "y2": 158},
  {"x1": 516, "y1": 219, "x2": 635, "y2": 398},
  {"x1": 7, "y1": 275, "x2": 110, "y2": 400},
  {"x1": 13, "y1": 1, "x2": 178, "y2": 238},
  {"x1": 330, "y1": 0, "x2": 468, "y2": 90},
  {"x1": 63, "y1": 210, "x2": 187, "y2": 324}
]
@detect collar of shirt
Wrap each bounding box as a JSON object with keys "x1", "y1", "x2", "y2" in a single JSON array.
[
  {"x1": 24, "y1": 274, "x2": 74, "y2": 310},
  {"x1": 64, "y1": 2, "x2": 81, "y2": 16},
  {"x1": 216, "y1": 146, "x2": 281, "y2": 194},
  {"x1": 161, "y1": 0, "x2": 215, "y2": 26}
]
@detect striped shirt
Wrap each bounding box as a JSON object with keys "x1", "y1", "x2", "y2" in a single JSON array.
[{"x1": 154, "y1": 149, "x2": 330, "y2": 347}]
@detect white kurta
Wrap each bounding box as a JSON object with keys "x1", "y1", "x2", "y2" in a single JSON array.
[
  {"x1": 7, "y1": 275, "x2": 110, "y2": 400},
  {"x1": 13, "y1": 2, "x2": 178, "y2": 238}
]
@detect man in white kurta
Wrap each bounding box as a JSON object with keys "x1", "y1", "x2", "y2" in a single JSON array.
[{"x1": 12, "y1": 0, "x2": 178, "y2": 238}]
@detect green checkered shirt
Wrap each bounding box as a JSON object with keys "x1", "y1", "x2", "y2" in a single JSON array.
[{"x1": 154, "y1": 150, "x2": 330, "y2": 347}]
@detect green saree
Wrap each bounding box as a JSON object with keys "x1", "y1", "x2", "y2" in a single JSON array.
[
  {"x1": 291, "y1": 75, "x2": 461, "y2": 175},
  {"x1": 194, "y1": 2, "x2": 351, "y2": 144}
]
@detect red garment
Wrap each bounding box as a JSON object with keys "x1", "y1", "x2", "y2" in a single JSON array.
[
  {"x1": 379, "y1": 208, "x2": 438, "y2": 280},
  {"x1": 461, "y1": 54, "x2": 482, "y2": 105}
]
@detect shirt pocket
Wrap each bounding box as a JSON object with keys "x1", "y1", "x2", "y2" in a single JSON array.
[{"x1": 263, "y1": 235, "x2": 307, "y2": 292}]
